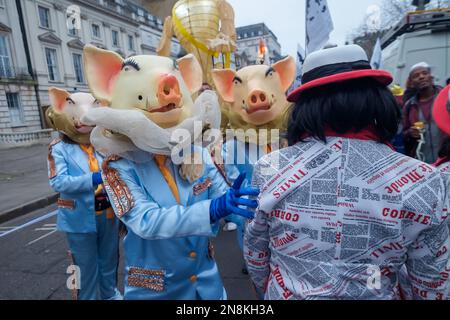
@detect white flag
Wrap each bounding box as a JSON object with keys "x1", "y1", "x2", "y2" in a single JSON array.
[
  {"x1": 290, "y1": 44, "x2": 305, "y2": 92},
  {"x1": 370, "y1": 38, "x2": 382, "y2": 70},
  {"x1": 306, "y1": 0, "x2": 334, "y2": 54}
]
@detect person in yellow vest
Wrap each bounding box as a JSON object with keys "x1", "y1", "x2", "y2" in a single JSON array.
[{"x1": 46, "y1": 88, "x2": 121, "y2": 300}]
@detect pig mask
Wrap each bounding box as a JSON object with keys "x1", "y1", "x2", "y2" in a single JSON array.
[
  {"x1": 83, "y1": 45, "x2": 204, "y2": 128},
  {"x1": 212, "y1": 56, "x2": 295, "y2": 137},
  {"x1": 46, "y1": 88, "x2": 101, "y2": 145},
  {"x1": 81, "y1": 45, "x2": 221, "y2": 157}
]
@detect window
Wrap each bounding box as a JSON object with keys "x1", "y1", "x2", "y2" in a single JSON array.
[
  {"x1": 68, "y1": 26, "x2": 77, "y2": 36},
  {"x1": 68, "y1": 19, "x2": 77, "y2": 36},
  {"x1": 45, "y1": 48, "x2": 59, "y2": 81},
  {"x1": 72, "y1": 53, "x2": 84, "y2": 83},
  {"x1": 7, "y1": 93, "x2": 24, "y2": 125},
  {"x1": 38, "y1": 6, "x2": 51, "y2": 29},
  {"x1": 112, "y1": 30, "x2": 119, "y2": 47},
  {"x1": 128, "y1": 35, "x2": 134, "y2": 51},
  {"x1": 0, "y1": 35, "x2": 13, "y2": 78},
  {"x1": 92, "y1": 24, "x2": 101, "y2": 39}
]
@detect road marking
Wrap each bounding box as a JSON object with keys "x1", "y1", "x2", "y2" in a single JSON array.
[
  {"x1": 0, "y1": 210, "x2": 57, "y2": 239},
  {"x1": 35, "y1": 227, "x2": 57, "y2": 231},
  {"x1": 0, "y1": 227, "x2": 15, "y2": 235},
  {"x1": 26, "y1": 230, "x2": 58, "y2": 246}
]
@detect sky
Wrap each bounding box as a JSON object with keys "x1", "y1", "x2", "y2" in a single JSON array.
[{"x1": 228, "y1": 0, "x2": 383, "y2": 57}]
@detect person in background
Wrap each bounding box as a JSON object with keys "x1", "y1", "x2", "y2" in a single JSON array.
[
  {"x1": 403, "y1": 78, "x2": 417, "y2": 106},
  {"x1": 46, "y1": 88, "x2": 122, "y2": 300},
  {"x1": 403, "y1": 62, "x2": 443, "y2": 163},
  {"x1": 391, "y1": 85, "x2": 406, "y2": 154},
  {"x1": 432, "y1": 87, "x2": 450, "y2": 301},
  {"x1": 391, "y1": 84, "x2": 405, "y2": 108},
  {"x1": 432, "y1": 84, "x2": 450, "y2": 184}
]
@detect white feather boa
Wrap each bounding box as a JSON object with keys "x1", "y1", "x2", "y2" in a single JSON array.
[{"x1": 82, "y1": 91, "x2": 222, "y2": 182}]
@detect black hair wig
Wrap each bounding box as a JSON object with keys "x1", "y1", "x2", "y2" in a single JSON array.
[
  {"x1": 287, "y1": 78, "x2": 401, "y2": 146},
  {"x1": 439, "y1": 135, "x2": 450, "y2": 159}
]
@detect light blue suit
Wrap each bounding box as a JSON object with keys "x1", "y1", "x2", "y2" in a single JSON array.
[
  {"x1": 222, "y1": 139, "x2": 269, "y2": 250},
  {"x1": 103, "y1": 148, "x2": 229, "y2": 300},
  {"x1": 48, "y1": 139, "x2": 121, "y2": 300}
]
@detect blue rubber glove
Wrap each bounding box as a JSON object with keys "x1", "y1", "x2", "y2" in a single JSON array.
[
  {"x1": 92, "y1": 172, "x2": 103, "y2": 186},
  {"x1": 210, "y1": 172, "x2": 260, "y2": 223}
]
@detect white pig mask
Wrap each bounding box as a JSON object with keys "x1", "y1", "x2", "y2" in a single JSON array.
[
  {"x1": 212, "y1": 56, "x2": 296, "y2": 128},
  {"x1": 47, "y1": 88, "x2": 101, "y2": 144},
  {"x1": 81, "y1": 45, "x2": 221, "y2": 157}
]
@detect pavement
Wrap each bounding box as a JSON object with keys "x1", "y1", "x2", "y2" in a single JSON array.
[
  {"x1": 0, "y1": 205, "x2": 256, "y2": 300},
  {"x1": 0, "y1": 144, "x2": 58, "y2": 223}
]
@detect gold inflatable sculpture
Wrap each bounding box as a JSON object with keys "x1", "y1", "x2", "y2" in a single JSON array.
[{"x1": 158, "y1": 0, "x2": 237, "y2": 86}]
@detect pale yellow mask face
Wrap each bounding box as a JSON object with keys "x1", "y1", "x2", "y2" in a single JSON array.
[
  {"x1": 212, "y1": 56, "x2": 296, "y2": 126},
  {"x1": 83, "y1": 45, "x2": 203, "y2": 129},
  {"x1": 48, "y1": 88, "x2": 101, "y2": 142},
  {"x1": 111, "y1": 56, "x2": 193, "y2": 128}
]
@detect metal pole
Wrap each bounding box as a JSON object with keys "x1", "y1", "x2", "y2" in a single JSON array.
[{"x1": 305, "y1": 0, "x2": 308, "y2": 57}]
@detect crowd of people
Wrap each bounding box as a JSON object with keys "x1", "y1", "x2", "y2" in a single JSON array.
[{"x1": 45, "y1": 43, "x2": 450, "y2": 300}]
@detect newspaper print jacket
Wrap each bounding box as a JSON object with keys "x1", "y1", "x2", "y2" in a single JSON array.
[{"x1": 244, "y1": 137, "x2": 450, "y2": 300}]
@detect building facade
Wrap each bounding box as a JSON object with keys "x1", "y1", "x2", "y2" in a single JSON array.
[
  {"x1": 236, "y1": 23, "x2": 282, "y2": 67},
  {"x1": 0, "y1": 0, "x2": 181, "y2": 147},
  {"x1": 0, "y1": 0, "x2": 42, "y2": 138}
]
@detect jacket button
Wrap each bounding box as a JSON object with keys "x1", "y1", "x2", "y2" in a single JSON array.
[
  {"x1": 190, "y1": 275, "x2": 197, "y2": 283},
  {"x1": 189, "y1": 251, "x2": 197, "y2": 258}
]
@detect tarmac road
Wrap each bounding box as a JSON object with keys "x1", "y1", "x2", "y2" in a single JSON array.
[
  {"x1": 0, "y1": 144, "x2": 56, "y2": 220},
  {"x1": 0, "y1": 204, "x2": 256, "y2": 300}
]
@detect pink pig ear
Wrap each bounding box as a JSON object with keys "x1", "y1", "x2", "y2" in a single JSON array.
[
  {"x1": 272, "y1": 56, "x2": 296, "y2": 92},
  {"x1": 48, "y1": 87, "x2": 70, "y2": 113},
  {"x1": 211, "y1": 69, "x2": 237, "y2": 103},
  {"x1": 83, "y1": 45, "x2": 124, "y2": 103},
  {"x1": 176, "y1": 54, "x2": 203, "y2": 94}
]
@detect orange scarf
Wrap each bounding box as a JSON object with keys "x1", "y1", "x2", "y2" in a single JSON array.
[
  {"x1": 79, "y1": 144, "x2": 114, "y2": 218},
  {"x1": 79, "y1": 144, "x2": 99, "y2": 172},
  {"x1": 154, "y1": 155, "x2": 181, "y2": 204}
]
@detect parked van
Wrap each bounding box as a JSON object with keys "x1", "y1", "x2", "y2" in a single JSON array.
[{"x1": 381, "y1": 8, "x2": 450, "y2": 87}]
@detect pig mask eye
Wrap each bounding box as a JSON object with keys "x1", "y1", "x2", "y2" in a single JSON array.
[
  {"x1": 122, "y1": 59, "x2": 140, "y2": 72},
  {"x1": 265, "y1": 68, "x2": 275, "y2": 78},
  {"x1": 66, "y1": 98, "x2": 75, "y2": 105},
  {"x1": 233, "y1": 77, "x2": 242, "y2": 86}
]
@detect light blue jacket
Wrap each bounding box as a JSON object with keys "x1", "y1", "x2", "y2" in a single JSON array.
[
  {"x1": 103, "y1": 148, "x2": 229, "y2": 300},
  {"x1": 48, "y1": 139, "x2": 101, "y2": 233},
  {"x1": 223, "y1": 138, "x2": 269, "y2": 183}
]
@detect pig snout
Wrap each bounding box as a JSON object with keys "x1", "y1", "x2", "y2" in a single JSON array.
[
  {"x1": 246, "y1": 90, "x2": 271, "y2": 113},
  {"x1": 157, "y1": 75, "x2": 182, "y2": 107}
]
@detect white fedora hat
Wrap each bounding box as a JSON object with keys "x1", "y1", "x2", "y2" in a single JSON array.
[{"x1": 288, "y1": 45, "x2": 393, "y2": 103}]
